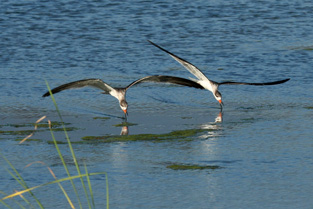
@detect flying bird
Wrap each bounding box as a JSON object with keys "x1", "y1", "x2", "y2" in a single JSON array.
[
  {"x1": 42, "y1": 75, "x2": 204, "y2": 119},
  {"x1": 148, "y1": 40, "x2": 290, "y2": 109}
]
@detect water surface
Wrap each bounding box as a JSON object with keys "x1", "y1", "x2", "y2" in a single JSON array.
[{"x1": 1, "y1": 0, "x2": 313, "y2": 208}]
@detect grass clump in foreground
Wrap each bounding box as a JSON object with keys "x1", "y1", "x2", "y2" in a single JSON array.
[{"x1": 0, "y1": 81, "x2": 109, "y2": 209}]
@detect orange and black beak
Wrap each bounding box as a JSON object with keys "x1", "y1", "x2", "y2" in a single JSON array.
[
  {"x1": 218, "y1": 100, "x2": 224, "y2": 110},
  {"x1": 123, "y1": 109, "x2": 128, "y2": 120}
]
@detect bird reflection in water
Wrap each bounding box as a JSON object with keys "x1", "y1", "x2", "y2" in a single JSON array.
[
  {"x1": 214, "y1": 111, "x2": 223, "y2": 123},
  {"x1": 120, "y1": 125, "x2": 129, "y2": 135},
  {"x1": 199, "y1": 111, "x2": 223, "y2": 139}
]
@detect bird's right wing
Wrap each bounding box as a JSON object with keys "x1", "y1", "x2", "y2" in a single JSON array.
[
  {"x1": 42, "y1": 79, "x2": 114, "y2": 97},
  {"x1": 148, "y1": 40, "x2": 210, "y2": 82},
  {"x1": 126, "y1": 75, "x2": 204, "y2": 90},
  {"x1": 219, "y1": 78, "x2": 290, "y2": 86}
]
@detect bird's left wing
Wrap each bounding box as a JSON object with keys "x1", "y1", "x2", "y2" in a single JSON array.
[
  {"x1": 126, "y1": 75, "x2": 204, "y2": 90},
  {"x1": 42, "y1": 79, "x2": 114, "y2": 97},
  {"x1": 148, "y1": 40, "x2": 211, "y2": 82}
]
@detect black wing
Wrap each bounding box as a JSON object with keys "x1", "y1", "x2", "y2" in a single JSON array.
[
  {"x1": 126, "y1": 75, "x2": 204, "y2": 90},
  {"x1": 42, "y1": 79, "x2": 114, "y2": 97},
  {"x1": 219, "y1": 78, "x2": 290, "y2": 86},
  {"x1": 148, "y1": 40, "x2": 210, "y2": 82}
]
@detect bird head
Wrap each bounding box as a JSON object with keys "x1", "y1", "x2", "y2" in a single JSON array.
[
  {"x1": 120, "y1": 100, "x2": 128, "y2": 117},
  {"x1": 214, "y1": 91, "x2": 224, "y2": 109}
]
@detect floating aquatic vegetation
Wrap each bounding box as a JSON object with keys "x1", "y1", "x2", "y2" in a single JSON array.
[
  {"x1": 181, "y1": 116, "x2": 192, "y2": 119},
  {"x1": 81, "y1": 129, "x2": 207, "y2": 143},
  {"x1": 112, "y1": 122, "x2": 137, "y2": 127},
  {"x1": 15, "y1": 138, "x2": 43, "y2": 142},
  {"x1": 0, "y1": 121, "x2": 70, "y2": 128},
  {"x1": 0, "y1": 130, "x2": 41, "y2": 136},
  {"x1": 47, "y1": 140, "x2": 68, "y2": 144},
  {"x1": 93, "y1": 117, "x2": 110, "y2": 120},
  {"x1": 288, "y1": 45, "x2": 313, "y2": 51},
  {"x1": 49, "y1": 127, "x2": 80, "y2": 132},
  {"x1": 0, "y1": 122, "x2": 78, "y2": 141},
  {"x1": 166, "y1": 163, "x2": 221, "y2": 170},
  {"x1": 304, "y1": 106, "x2": 313, "y2": 109}
]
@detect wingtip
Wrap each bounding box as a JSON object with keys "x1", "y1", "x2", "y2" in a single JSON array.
[
  {"x1": 42, "y1": 92, "x2": 49, "y2": 97},
  {"x1": 147, "y1": 40, "x2": 158, "y2": 47},
  {"x1": 283, "y1": 78, "x2": 291, "y2": 83}
]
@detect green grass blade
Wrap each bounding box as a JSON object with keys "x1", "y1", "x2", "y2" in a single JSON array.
[
  {"x1": 0, "y1": 191, "x2": 14, "y2": 209},
  {"x1": 45, "y1": 80, "x2": 109, "y2": 208},
  {"x1": 54, "y1": 179, "x2": 75, "y2": 209},
  {"x1": 48, "y1": 122, "x2": 82, "y2": 209},
  {"x1": 26, "y1": 161, "x2": 75, "y2": 209},
  {"x1": 84, "y1": 163, "x2": 95, "y2": 209},
  {"x1": 1, "y1": 172, "x2": 107, "y2": 201},
  {"x1": 45, "y1": 80, "x2": 83, "y2": 209},
  {"x1": 4, "y1": 169, "x2": 31, "y2": 208},
  {"x1": 0, "y1": 153, "x2": 44, "y2": 209},
  {"x1": 0, "y1": 198, "x2": 13, "y2": 209},
  {"x1": 45, "y1": 80, "x2": 91, "y2": 208},
  {"x1": 105, "y1": 172, "x2": 109, "y2": 209},
  {"x1": 5, "y1": 169, "x2": 22, "y2": 188},
  {"x1": 0, "y1": 190, "x2": 28, "y2": 209},
  {"x1": 5, "y1": 168, "x2": 36, "y2": 209}
]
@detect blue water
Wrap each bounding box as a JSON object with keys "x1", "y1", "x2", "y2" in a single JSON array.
[{"x1": 1, "y1": 0, "x2": 313, "y2": 208}]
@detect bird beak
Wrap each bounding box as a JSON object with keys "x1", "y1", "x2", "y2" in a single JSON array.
[
  {"x1": 123, "y1": 109, "x2": 128, "y2": 120},
  {"x1": 218, "y1": 100, "x2": 224, "y2": 110}
]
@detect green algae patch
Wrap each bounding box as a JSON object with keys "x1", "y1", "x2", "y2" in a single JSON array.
[
  {"x1": 47, "y1": 140, "x2": 99, "y2": 144},
  {"x1": 113, "y1": 122, "x2": 138, "y2": 127},
  {"x1": 82, "y1": 134, "x2": 159, "y2": 143},
  {"x1": 0, "y1": 121, "x2": 70, "y2": 128},
  {"x1": 47, "y1": 140, "x2": 92, "y2": 145},
  {"x1": 167, "y1": 129, "x2": 205, "y2": 138},
  {"x1": 82, "y1": 129, "x2": 207, "y2": 143},
  {"x1": 50, "y1": 127, "x2": 80, "y2": 132},
  {"x1": 167, "y1": 163, "x2": 221, "y2": 170},
  {"x1": 241, "y1": 117, "x2": 256, "y2": 121},
  {"x1": 288, "y1": 45, "x2": 313, "y2": 51},
  {"x1": 93, "y1": 117, "x2": 110, "y2": 120},
  {"x1": 0, "y1": 130, "x2": 41, "y2": 135},
  {"x1": 15, "y1": 138, "x2": 42, "y2": 142},
  {"x1": 47, "y1": 140, "x2": 68, "y2": 144},
  {"x1": 82, "y1": 135, "x2": 112, "y2": 140},
  {"x1": 304, "y1": 106, "x2": 313, "y2": 109}
]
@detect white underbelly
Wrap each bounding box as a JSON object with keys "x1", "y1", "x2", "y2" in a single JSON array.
[{"x1": 198, "y1": 80, "x2": 214, "y2": 92}]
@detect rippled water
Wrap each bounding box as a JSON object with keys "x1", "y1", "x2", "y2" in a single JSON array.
[{"x1": 1, "y1": 0, "x2": 313, "y2": 208}]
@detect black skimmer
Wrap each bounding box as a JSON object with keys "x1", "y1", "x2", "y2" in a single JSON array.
[
  {"x1": 43, "y1": 75, "x2": 204, "y2": 119},
  {"x1": 148, "y1": 40, "x2": 290, "y2": 109}
]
